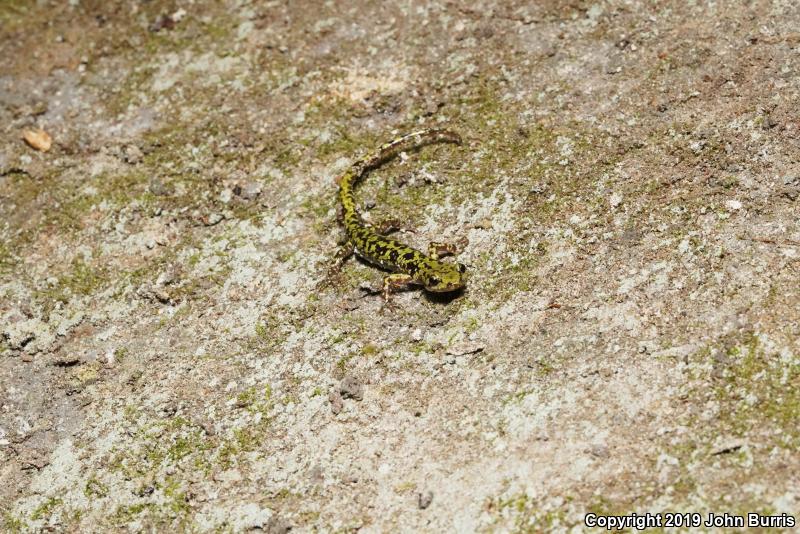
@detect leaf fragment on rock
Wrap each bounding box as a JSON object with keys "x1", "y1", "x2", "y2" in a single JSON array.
[{"x1": 22, "y1": 128, "x2": 52, "y2": 152}]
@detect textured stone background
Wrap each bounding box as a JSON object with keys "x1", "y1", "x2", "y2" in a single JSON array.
[{"x1": 1, "y1": 0, "x2": 799, "y2": 531}]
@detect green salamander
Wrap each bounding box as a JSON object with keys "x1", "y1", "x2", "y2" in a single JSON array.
[{"x1": 337, "y1": 128, "x2": 467, "y2": 299}]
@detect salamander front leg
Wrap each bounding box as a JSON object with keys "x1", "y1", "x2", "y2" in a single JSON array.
[
  {"x1": 383, "y1": 273, "x2": 414, "y2": 301},
  {"x1": 376, "y1": 218, "x2": 404, "y2": 236},
  {"x1": 427, "y1": 241, "x2": 458, "y2": 260}
]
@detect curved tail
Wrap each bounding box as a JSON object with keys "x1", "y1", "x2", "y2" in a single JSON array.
[{"x1": 338, "y1": 128, "x2": 462, "y2": 225}]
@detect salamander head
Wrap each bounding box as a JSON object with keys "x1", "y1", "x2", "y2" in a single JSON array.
[{"x1": 420, "y1": 260, "x2": 467, "y2": 293}]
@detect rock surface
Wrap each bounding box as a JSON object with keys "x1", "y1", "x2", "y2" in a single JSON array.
[{"x1": 1, "y1": 0, "x2": 799, "y2": 531}]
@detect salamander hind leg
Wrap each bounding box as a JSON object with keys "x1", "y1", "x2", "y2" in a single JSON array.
[
  {"x1": 333, "y1": 241, "x2": 355, "y2": 268},
  {"x1": 318, "y1": 242, "x2": 355, "y2": 291}
]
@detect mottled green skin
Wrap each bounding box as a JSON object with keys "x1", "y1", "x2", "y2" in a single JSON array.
[{"x1": 338, "y1": 128, "x2": 467, "y2": 293}]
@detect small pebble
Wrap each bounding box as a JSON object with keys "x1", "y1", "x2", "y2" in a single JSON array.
[
  {"x1": 204, "y1": 213, "x2": 224, "y2": 226},
  {"x1": 235, "y1": 180, "x2": 263, "y2": 200},
  {"x1": 418, "y1": 491, "x2": 433, "y2": 509},
  {"x1": 339, "y1": 375, "x2": 364, "y2": 401},
  {"x1": 123, "y1": 145, "x2": 143, "y2": 164},
  {"x1": 328, "y1": 390, "x2": 343, "y2": 414},
  {"x1": 156, "y1": 267, "x2": 178, "y2": 287},
  {"x1": 265, "y1": 516, "x2": 292, "y2": 534},
  {"x1": 149, "y1": 13, "x2": 176, "y2": 32},
  {"x1": 725, "y1": 199, "x2": 742, "y2": 211},
  {"x1": 149, "y1": 178, "x2": 171, "y2": 196},
  {"x1": 590, "y1": 445, "x2": 610, "y2": 458}
]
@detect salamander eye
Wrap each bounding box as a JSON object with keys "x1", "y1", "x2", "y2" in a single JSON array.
[
  {"x1": 458, "y1": 263, "x2": 467, "y2": 273},
  {"x1": 428, "y1": 276, "x2": 441, "y2": 286}
]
